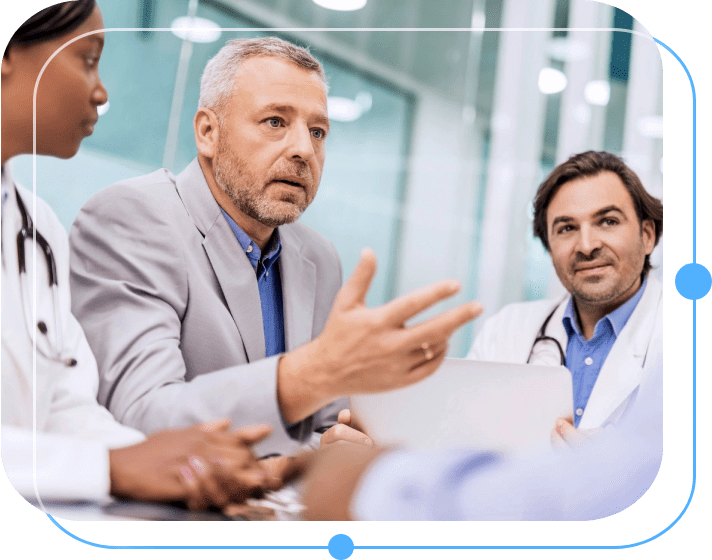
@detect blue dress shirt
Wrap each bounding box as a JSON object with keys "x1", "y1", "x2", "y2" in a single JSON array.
[
  {"x1": 562, "y1": 278, "x2": 647, "y2": 427},
  {"x1": 220, "y1": 210, "x2": 285, "y2": 357}
]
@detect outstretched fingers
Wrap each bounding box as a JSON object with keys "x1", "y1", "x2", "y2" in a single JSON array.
[
  {"x1": 381, "y1": 280, "x2": 463, "y2": 326},
  {"x1": 403, "y1": 301, "x2": 483, "y2": 347},
  {"x1": 332, "y1": 248, "x2": 377, "y2": 310}
]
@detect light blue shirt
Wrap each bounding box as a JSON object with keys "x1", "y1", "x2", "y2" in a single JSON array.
[
  {"x1": 220, "y1": 210, "x2": 285, "y2": 357},
  {"x1": 562, "y1": 278, "x2": 647, "y2": 427}
]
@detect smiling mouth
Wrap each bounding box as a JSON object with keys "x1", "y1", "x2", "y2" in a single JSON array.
[{"x1": 575, "y1": 264, "x2": 611, "y2": 274}]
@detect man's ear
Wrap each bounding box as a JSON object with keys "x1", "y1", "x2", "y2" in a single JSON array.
[{"x1": 194, "y1": 107, "x2": 220, "y2": 159}]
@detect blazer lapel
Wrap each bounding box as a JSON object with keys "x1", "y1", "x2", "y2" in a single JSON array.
[
  {"x1": 278, "y1": 226, "x2": 316, "y2": 352},
  {"x1": 175, "y1": 159, "x2": 265, "y2": 362},
  {"x1": 578, "y1": 277, "x2": 663, "y2": 429}
]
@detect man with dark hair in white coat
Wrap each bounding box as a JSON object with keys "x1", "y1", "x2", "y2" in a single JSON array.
[{"x1": 302, "y1": 151, "x2": 664, "y2": 520}]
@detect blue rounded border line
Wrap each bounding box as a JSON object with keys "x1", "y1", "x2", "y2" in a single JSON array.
[{"x1": 43, "y1": 35, "x2": 701, "y2": 555}]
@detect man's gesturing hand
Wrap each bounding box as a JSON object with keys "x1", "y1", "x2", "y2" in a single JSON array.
[
  {"x1": 109, "y1": 420, "x2": 272, "y2": 510},
  {"x1": 278, "y1": 248, "x2": 483, "y2": 422}
]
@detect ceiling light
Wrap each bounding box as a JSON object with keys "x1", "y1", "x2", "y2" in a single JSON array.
[
  {"x1": 328, "y1": 97, "x2": 363, "y2": 122},
  {"x1": 637, "y1": 115, "x2": 663, "y2": 138},
  {"x1": 97, "y1": 101, "x2": 110, "y2": 116},
  {"x1": 312, "y1": 0, "x2": 367, "y2": 11},
  {"x1": 584, "y1": 80, "x2": 610, "y2": 106},
  {"x1": 546, "y1": 38, "x2": 590, "y2": 62},
  {"x1": 470, "y1": 11, "x2": 486, "y2": 29},
  {"x1": 538, "y1": 67, "x2": 567, "y2": 95},
  {"x1": 171, "y1": 16, "x2": 221, "y2": 43}
]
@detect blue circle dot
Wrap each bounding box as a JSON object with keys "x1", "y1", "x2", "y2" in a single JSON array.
[
  {"x1": 328, "y1": 534, "x2": 354, "y2": 560},
  {"x1": 675, "y1": 263, "x2": 712, "y2": 300}
]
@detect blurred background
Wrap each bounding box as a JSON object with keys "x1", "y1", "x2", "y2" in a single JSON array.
[{"x1": 13, "y1": 0, "x2": 663, "y2": 357}]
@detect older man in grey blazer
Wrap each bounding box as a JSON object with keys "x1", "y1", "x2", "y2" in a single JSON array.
[{"x1": 69, "y1": 37, "x2": 480, "y2": 455}]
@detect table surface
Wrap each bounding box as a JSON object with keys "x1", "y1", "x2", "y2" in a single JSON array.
[{"x1": 32, "y1": 484, "x2": 305, "y2": 521}]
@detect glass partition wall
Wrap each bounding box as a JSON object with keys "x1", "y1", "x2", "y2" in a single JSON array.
[{"x1": 14, "y1": 0, "x2": 662, "y2": 357}]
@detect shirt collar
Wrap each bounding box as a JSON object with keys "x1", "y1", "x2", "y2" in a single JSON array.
[
  {"x1": 607, "y1": 276, "x2": 648, "y2": 335},
  {"x1": 562, "y1": 277, "x2": 648, "y2": 339},
  {"x1": 220, "y1": 209, "x2": 282, "y2": 271}
]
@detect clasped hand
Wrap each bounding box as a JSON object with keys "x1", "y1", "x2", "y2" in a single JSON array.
[{"x1": 109, "y1": 419, "x2": 276, "y2": 510}]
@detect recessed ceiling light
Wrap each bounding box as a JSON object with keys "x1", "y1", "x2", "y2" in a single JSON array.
[
  {"x1": 470, "y1": 11, "x2": 486, "y2": 29},
  {"x1": 97, "y1": 101, "x2": 110, "y2": 116},
  {"x1": 546, "y1": 38, "x2": 590, "y2": 62},
  {"x1": 328, "y1": 97, "x2": 363, "y2": 122},
  {"x1": 538, "y1": 67, "x2": 567, "y2": 95},
  {"x1": 171, "y1": 16, "x2": 221, "y2": 43},
  {"x1": 584, "y1": 80, "x2": 610, "y2": 106},
  {"x1": 312, "y1": 0, "x2": 367, "y2": 12}
]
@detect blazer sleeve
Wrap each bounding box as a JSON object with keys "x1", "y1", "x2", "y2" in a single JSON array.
[{"x1": 69, "y1": 185, "x2": 306, "y2": 455}]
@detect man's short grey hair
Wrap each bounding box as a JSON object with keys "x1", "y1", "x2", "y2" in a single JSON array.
[{"x1": 199, "y1": 36, "x2": 328, "y2": 118}]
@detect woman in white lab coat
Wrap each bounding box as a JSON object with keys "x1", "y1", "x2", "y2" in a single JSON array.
[{"x1": 2, "y1": 0, "x2": 273, "y2": 510}]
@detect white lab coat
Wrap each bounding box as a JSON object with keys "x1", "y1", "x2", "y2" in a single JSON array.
[
  {"x1": 1, "y1": 173, "x2": 144, "y2": 502},
  {"x1": 467, "y1": 276, "x2": 662, "y2": 428}
]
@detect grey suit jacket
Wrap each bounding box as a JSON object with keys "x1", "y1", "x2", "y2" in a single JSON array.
[{"x1": 69, "y1": 159, "x2": 343, "y2": 455}]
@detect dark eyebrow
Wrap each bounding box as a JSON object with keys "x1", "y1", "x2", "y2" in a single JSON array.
[
  {"x1": 550, "y1": 205, "x2": 626, "y2": 231},
  {"x1": 592, "y1": 205, "x2": 625, "y2": 218},
  {"x1": 551, "y1": 215, "x2": 574, "y2": 229}
]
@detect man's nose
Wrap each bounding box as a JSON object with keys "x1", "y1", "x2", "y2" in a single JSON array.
[
  {"x1": 576, "y1": 224, "x2": 603, "y2": 255},
  {"x1": 286, "y1": 123, "x2": 315, "y2": 161}
]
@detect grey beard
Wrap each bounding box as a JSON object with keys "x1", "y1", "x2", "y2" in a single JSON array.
[{"x1": 214, "y1": 164, "x2": 304, "y2": 228}]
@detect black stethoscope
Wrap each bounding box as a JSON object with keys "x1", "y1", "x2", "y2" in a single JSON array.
[
  {"x1": 526, "y1": 304, "x2": 566, "y2": 366},
  {"x1": 15, "y1": 190, "x2": 77, "y2": 367}
]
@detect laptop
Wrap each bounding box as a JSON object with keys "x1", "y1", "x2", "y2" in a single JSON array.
[{"x1": 349, "y1": 358, "x2": 573, "y2": 454}]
